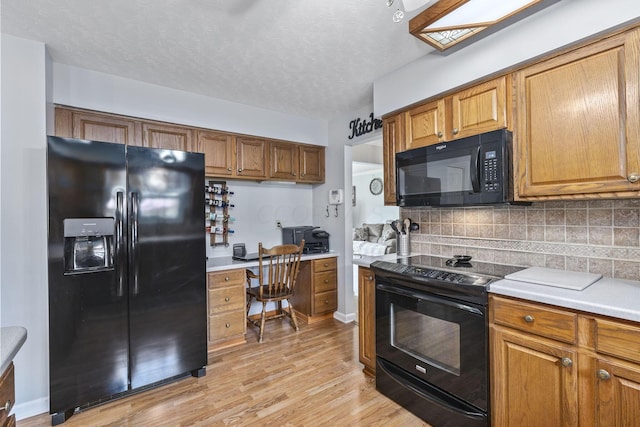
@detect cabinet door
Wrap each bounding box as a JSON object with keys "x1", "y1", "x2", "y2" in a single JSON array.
[
  {"x1": 57, "y1": 108, "x2": 142, "y2": 146},
  {"x1": 196, "y1": 130, "x2": 235, "y2": 177},
  {"x1": 491, "y1": 327, "x2": 578, "y2": 427},
  {"x1": 382, "y1": 113, "x2": 404, "y2": 206},
  {"x1": 143, "y1": 122, "x2": 193, "y2": 151},
  {"x1": 358, "y1": 267, "x2": 376, "y2": 377},
  {"x1": 298, "y1": 145, "x2": 325, "y2": 183},
  {"x1": 515, "y1": 29, "x2": 640, "y2": 198},
  {"x1": 236, "y1": 137, "x2": 268, "y2": 179},
  {"x1": 404, "y1": 99, "x2": 445, "y2": 149},
  {"x1": 450, "y1": 75, "x2": 509, "y2": 140},
  {"x1": 270, "y1": 141, "x2": 299, "y2": 180},
  {"x1": 593, "y1": 359, "x2": 640, "y2": 427}
]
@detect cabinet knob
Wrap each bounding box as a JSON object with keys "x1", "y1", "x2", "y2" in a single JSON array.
[
  {"x1": 628, "y1": 173, "x2": 639, "y2": 183},
  {"x1": 225, "y1": 297, "x2": 230, "y2": 302},
  {"x1": 324, "y1": 263, "x2": 328, "y2": 267},
  {"x1": 437, "y1": 131, "x2": 443, "y2": 138},
  {"x1": 324, "y1": 300, "x2": 329, "y2": 304},
  {"x1": 452, "y1": 128, "x2": 459, "y2": 135},
  {"x1": 524, "y1": 314, "x2": 535, "y2": 323},
  {"x1": 293, "y1": 172, "x2": 297, "y2": 176},
  {"x1": 561, "y1": 357, "x2": 573, "y2": 368},
  {"x1": 324, "y1": 279, "x2": 329, "y2": 284},
  {"x1": 225, "y1": 323, "x2": 231, "y2": 328},
  {"x1": 238, "y1": 168, "x2": 243, "y2": 173},
  {"x1": 597, "y1": 369, "x2": 611, "y2": 380},
  {"x1": 0, "y1": 399, "x2": 12, "y2": 413},
  {"x1": 227, "y1": 167, "x2": 232, "y2": 172},
  {"x1": 301, "y1": 173, "x2": 305, "y2": 177},
  {"x1": 368, "y1": 276, "x2": 374, "y2": 280},
  {"x1": 225, "y1": 276, "x2": 230, "y2": 281}
]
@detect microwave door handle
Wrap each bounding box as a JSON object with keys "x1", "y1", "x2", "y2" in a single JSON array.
[{"x1": 471, "y1": 146, "x2": 481, "y2": 192}]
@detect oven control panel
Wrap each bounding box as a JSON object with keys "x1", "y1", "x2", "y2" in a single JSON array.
[{"x1": 371, "y1": 260, "x2": 488, "y2": 287}]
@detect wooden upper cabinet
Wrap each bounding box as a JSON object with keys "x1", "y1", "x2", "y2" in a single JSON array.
[
  {"x1": 405, "y1": 99, "x2": 445, "y2": 149},
  {"x1": 55, "y1": 107, "x2": 142, "y2": 146},
  {"x1": 196, "y1": 130, "x2": 235, "y2": 177},
  {"x1": 403, "y1": 76, "x2": 509, "y2": 150},
  {"x1": 143, "y1": 122, "x2": 194, "y2": 151},
  {"x1": 236, "y1": 137, "x2": 268, "y2": 179},
  {"x1": 269, "y1": 141, "x2": 299, "y2": 180},
  {"x1": 298, "y1": 145, "x2": 325, "y2": 183},
  {"x1": 449, "y1": 75, "x2": 509, "y2": 140},
  {"x1": 383, "y1": 113, "x2": 404, "y2": 205},
  {"x1": 514, "y1": 28, "x2": 640, "y2": 199}
]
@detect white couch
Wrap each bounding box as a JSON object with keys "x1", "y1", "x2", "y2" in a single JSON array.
[{"x1": 352, "y1": 222, "x2": 396, "y2": 255}]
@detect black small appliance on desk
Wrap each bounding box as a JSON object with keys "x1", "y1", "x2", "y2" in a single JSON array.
[{"x1": 282, "y1": 226, "x2": 329, "y2": 254}]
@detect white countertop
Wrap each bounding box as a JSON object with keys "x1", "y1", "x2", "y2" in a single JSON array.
[
  {"x1": 489, "y1": 275, "x2": 640, "y2": 323},
  {"x1": 1, "y1": 326, "x2": 27, "y2": 373},
  {"x1": 206, "y1": 251, "x2": 338, "y2": 272},
  {"x1": 352, "y1": 252, "x2": 419, "y2": 268}
]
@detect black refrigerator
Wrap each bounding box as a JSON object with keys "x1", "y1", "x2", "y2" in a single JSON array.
[{"x1": 47, "y1": 136, "x2": 207, "y2": 425}]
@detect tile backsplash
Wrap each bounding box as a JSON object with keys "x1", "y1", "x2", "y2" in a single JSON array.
[{"x1": 401, "y1": 199, "x2": 640, "y2": 280}]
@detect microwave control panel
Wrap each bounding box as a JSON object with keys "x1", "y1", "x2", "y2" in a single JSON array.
[{"x1": 483, "y1": 150, "x2": 500, "y2": 192}]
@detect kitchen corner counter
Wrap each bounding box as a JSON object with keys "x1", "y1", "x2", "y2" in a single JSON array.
[
  {"x1": 1, "y1": 326, "x2": 27, "y2": 374},
  {"x1": 206, "y1": 251, "x2": 338, "y2": 272},
  {"x1": 489, "y1": 276, "x2": 640, "y2": 323},
  {"x1": 353, "y1": 252, "x2": 417, "y2": 268}
]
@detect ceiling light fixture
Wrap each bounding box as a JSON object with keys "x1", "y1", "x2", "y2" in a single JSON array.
[
  {"x1": 387, "y1": 0, "x2": 433, "y2": 23},
  {"x1": 409, "y1": 0, "x2": 547, "y2": 50}
]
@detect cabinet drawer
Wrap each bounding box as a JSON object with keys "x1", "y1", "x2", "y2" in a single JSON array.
[
  {"x1": 595, "y1": 318, "x2": 640, "y2": 364},
  {"x1": 313, "y1": 291, "x2": 337, "y2": 315},
  {"x1": 314, "y1": 271, "x2": 337, "y2": 293},
  {"x1": 491, "y1": 296, "x2": 577, "y2": 344},
  {"x1": 208, "y1": 285, "x2": 245, "y2": 314},
  {"x1": 208, "y1": 269, "x2": 245, "y2": 288},
  {"x1": 312, "y1": 258, "x2": 336, "y2": 273},
  {"x1": 0, "y1": 363, "x2": 15, "y2": 427},
  {"x1": 209, "y1": 311, "x2": 245, "y2": 342}
]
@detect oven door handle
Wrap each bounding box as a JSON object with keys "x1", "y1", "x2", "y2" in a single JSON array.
[{"x1": 376, "y1": 283, "x2": 483, "y2": 316}]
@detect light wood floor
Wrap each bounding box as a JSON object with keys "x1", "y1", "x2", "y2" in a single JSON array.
[{"x1": 19, "y1": 319, "x2": 429, "y2": 426}]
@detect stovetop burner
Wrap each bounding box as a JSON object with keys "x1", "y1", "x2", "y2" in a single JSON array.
[{"x1": 371, "y1": 255, "x2": 524, "y2": 304}]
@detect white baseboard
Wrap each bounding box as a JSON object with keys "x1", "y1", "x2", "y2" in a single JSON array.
[
  {"x1": 14, "y1": 396, "x2": 48, "y2": 421},
  {"x1": 333, "y1": 311, "x2": 356, "y2": 323}
]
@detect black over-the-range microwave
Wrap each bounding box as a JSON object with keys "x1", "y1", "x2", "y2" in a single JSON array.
[{"x1": 396, "y1": 129, "x2": 525, "y2": 207}]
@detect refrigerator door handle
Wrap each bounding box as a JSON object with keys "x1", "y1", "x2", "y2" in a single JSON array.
[
  {"x1": 130, "y1": 192, "x2": 140, "y2": 295},
  {"x1": 115, "y1": 191, "x2": 125, "y2": 297}
]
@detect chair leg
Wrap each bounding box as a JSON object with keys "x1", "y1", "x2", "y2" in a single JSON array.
[
  {"x1": 287, "y1": 299, "x2": 299, "y2": 332},
  {"x1": 259, "y1": 302, "x2": 267, "y2": 343}
]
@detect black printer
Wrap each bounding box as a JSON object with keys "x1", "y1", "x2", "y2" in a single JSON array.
[{"x1": 282, "y1": 226, "x2": 330, "y2": 254}]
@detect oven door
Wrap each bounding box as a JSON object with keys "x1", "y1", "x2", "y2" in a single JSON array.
[{"x1": 376, "y1": 281, "x2": 488, "y2": 411}]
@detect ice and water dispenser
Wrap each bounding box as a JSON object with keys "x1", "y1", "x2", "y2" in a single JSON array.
[{"x1": 63, "y1": 218, "x2": 115, "y2": 274}]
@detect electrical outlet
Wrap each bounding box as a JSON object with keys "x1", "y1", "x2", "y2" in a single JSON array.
[{"x1": 276, "y1": 220, "x2": 282, "y2": 228}]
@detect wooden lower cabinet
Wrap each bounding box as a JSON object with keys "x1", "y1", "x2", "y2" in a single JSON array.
[
  {"x1": 290, "y1": 257, "x2": 337, "y2": 324},
  {"x1": 357, "y1": 266, "x2": 376, "y2": 377},
  {"x1": 490, "y1": 295, "x2": 640, "y2": 427},
  {"x1": 207, "y1": 269, "x2": 246, "y2": 356},
  {"x1": 0, "y1": 363, "x2": 15, "y2": 427}
]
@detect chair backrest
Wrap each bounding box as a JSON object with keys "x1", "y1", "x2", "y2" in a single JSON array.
[{"x1": 256, "y1": 240, "x2": 305, "y2": 299}]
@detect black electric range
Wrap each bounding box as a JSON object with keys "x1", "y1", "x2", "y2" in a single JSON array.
[{"x1": 371, "y1": 255, "x2": 524, "y2": 306}]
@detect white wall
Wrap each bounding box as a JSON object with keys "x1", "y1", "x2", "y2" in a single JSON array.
[
  {"x1": 54, "y1": 63, "x2": 328, "y2": 146},
  {"x1": 352, "y1": 169, "x2": 398, "y2": 227},
  {"x1": 0, "y1": 35, "x2": 50, "y2": 419},
  {"x1": 374, "y1": 0, "x2": 640, "y2": 116},
  {"x1": 206, "y1": 181, "x2": 314, "y2": 258}
]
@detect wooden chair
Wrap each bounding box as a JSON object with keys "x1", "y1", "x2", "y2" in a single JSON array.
[{"x1": 246, "y1": 240, "x2": 305, "y2": 342}]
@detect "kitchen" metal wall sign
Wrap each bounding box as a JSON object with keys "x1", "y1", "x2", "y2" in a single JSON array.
[{"x1": 348, "y1": 113, "x2": 383, "y2": 140}]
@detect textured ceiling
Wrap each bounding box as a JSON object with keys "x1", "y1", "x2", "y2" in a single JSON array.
[{"x1": 1, "y1": 0, "x2": 435, "y2": 120}]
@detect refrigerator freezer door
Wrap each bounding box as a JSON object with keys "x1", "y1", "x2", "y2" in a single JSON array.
[
  {"x1": 126, "y1": 146, "x2": 207, "y2": 389},
  {"x1": 47, "y1": 137, "x2": 129, "y2": 414}
]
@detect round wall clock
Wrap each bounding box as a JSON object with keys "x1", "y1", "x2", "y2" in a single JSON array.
[{"x1": 369, "y1": 178, "x2": 383, "y2": 195}]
